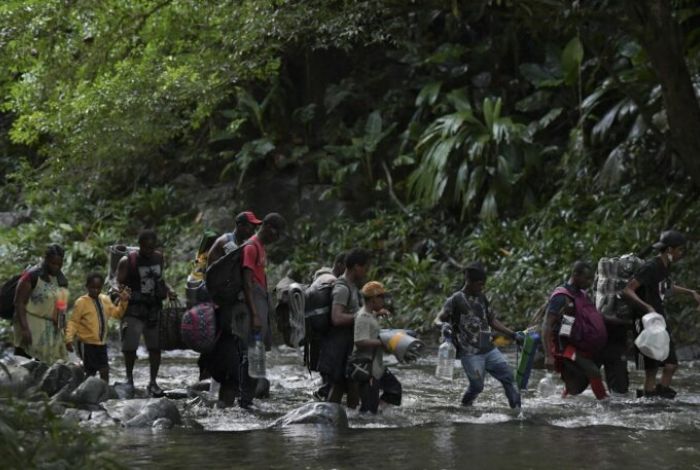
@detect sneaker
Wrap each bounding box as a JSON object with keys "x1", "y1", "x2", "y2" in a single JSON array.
[
  {"x1": 460, "y1": 400, "x2": 473, "y2": 407},
  {"x1": 655, "y1": 384, "x2": 677, "y2": 399},
  {"x1": 147, "y1": 382, "x2": 165, "y2": 398},
  {"x1": 239, "y1": 399, "x2": 253, "y2": 410},
  {"x1": 636, "y1": 388, "x2": 657, "y2": 398}
]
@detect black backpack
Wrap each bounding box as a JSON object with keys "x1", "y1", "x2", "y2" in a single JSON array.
[
  {"x1": 205, "y1": 240, "x2": 254, "y2": 306},
  {"x1": 0, "y1": 267, "x2": 41, "y2": 320},
  {"x1": 303, "y1": 277, "x2": 353, "y2": 335}
]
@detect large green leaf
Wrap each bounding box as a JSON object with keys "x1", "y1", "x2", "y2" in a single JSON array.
[
  {"x1": 561, "y1": 36, "x2": 583, "y2": 86},
  {"x1": 415, "y1": 82, "x2": 442, "y2": 107},
  {"x1": 479, "y1": 190, "x2": 498, "y2": 220}
]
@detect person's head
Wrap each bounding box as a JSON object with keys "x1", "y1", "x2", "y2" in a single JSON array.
[
  {"x1": 332, "y1": 251, "x2": 347, "y2": 277},
  {"x1": 570, "y1": 261, "x2": 594, "y2": 290},
  {"x1": 653, "y1": 230, "x2": 687, "y2": 263},
  {"x1": 361, "y1": 281, "x2": 386, "y2": 312},
  {"x1": 258, "y1": 212, "x2": 286, "y2": 244},
  {"x1": 85, "y1": 272, "x2": 105, "y2": 299},
  {"x1": 137, "y1": 229, "x2": 158, "y2": 258},
  {"x1": 463, "y1": 261, "x2": 487, "y2": 295},
  {"x1": 344, "y1": 248, "x2": 371, "y2": 283},
  {"x1": 43, "y1": 244, "x2": 65, "y2": 276},
  {"x1": 235, "y1": 210, "x2": 262, "y2": 240}
]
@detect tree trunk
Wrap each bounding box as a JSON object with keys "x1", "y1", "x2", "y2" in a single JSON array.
[{"x1": 626, "y1": 0, "x2": 700, "y2": 187}]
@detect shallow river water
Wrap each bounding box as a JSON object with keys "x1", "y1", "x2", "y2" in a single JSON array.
[{"x1": 109, "y1": 346, "x2": 700, "y2": 469}]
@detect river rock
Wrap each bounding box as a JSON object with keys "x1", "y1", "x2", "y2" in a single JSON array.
[
  {"x1": 88, "y1": 410, "x2": 117, "y2": 427},
  {"x1": 69, "y1": 376, "x2": 110, "y2": 405},
  {"x1": 164, "y1": 388, "x2": 192, "y2": 400},
  {"x1": 102, "y1": 398, "x2": 182, "y2": 428},
  {"x1": 50, "y1": 383, "x2": 76, "y2": 404},
  {"x1": 152, "y1": 417, "x2": 174, "y2": 430},
  {"x1": 20, "y1": 360, "x2": 49, "y2": 384},
  {"x1": 0, "y1": 362, "x2": 34, "y2": 396},
  {"x1": 38, "y1": 363, "x2": 83, "y2": 397},
  {"x1": 273, "y1": 402, "x2": 348, "y2": 428},
  {"x1": 63, "y1": 408, "x2": 92, "y2": 423}
]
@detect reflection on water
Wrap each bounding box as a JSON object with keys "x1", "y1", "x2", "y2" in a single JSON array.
[{"x1": 108, "y1": 347, "x2": 700, "y2": 469}]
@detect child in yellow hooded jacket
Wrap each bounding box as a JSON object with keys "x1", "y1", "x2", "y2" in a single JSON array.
[{"x1": 66, "y1": 272, "x2": 130, "y2": 382}]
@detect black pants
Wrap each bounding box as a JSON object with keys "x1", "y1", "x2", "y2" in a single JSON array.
[
  {"x1": 203, "y1": 333, "x2": 253, "y2": 406},
  {"x1": 358, "y1": 369, "x2": 402, "y2": 413},
  {"x1": 597, "y1": 324, "x2": 630, "y2": 393}
]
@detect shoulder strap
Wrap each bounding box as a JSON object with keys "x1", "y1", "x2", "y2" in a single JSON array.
[
  {"x1": 334, "y1": 277, "x2": 354, "y2": 308},
  {"x1": 550, "y1": 286, "x2": 574, "y2": 301},
  {"x1": 25, "y1": 266, "x2": 42, "y2": 289}
]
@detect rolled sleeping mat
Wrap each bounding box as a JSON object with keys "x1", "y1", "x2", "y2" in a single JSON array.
[
  {"x1": 185, "y1": 278, "x2": 211, "y2": 309},
  {"x1": 288, "y1": 282, "x2": 306, "y2": 348},
  {"x1": 379, "y1": 329, "x2": 427, "y2": 363},
  {"x1": 515, "y1": 330, "x2": 541, "y2": 390}
]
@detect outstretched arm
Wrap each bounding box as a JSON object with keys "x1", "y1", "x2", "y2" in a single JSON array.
[{"x1": 671, "y1": 285, "x2": 700, "y2": 306}]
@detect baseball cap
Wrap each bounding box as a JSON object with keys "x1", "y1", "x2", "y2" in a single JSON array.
[
  {"x1": 235, "y1": 211, "x2": 262, "y2": 225},
  {"x1": 652, "y1": 230, "x2": 686, "y2": 251}
]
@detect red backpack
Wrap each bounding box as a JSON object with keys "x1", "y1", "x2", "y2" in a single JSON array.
[
  {"x1": 550, "y1": 287, "x2": 608, "y2": 354},
  {"x1": 180, "y1": 302, "x2": 218, "y2": 353}
]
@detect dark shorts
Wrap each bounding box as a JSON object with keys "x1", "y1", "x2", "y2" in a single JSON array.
[
  {"x1": 561, "y1": 355, "x2": 602, "y2": 396},
  {"x1": 597, "y1": 324, "x2": 630, "y2": 394},
  {"x1": 359, "y1": 369, "x2": 402, "y2": 413},
  {"x1": 78, "y1": 343, "x2": 109, "y2": 376},
  {"x1": 639, "y1": 338, "x2": 678, "y2": 370},
  {"x1": 121, "y1": 315, "x2": 160, "y2": 352}
]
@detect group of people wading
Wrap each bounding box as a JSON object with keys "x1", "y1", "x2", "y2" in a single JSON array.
[{"x1": 7, "y1": 207, "x2": 700, "y2": 413}]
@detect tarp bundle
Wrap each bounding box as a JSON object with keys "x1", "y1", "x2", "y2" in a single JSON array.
[
  {"x1": 595, "y1": 253, "x2": 643, "y2": 323},
  {"x1": 287, "y1": 282, "x2": 306, "y2": 348}
]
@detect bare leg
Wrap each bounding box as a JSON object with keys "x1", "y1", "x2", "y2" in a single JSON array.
[
  {"x1": 148, "y1": 349, "x2": 161, "y2": 384},
  {"x1": 99, "y1": 367, "x2": 109, "y2": 383},
  {"x1": 660, "y1": 363, "x2": 677, "y2": 387}
]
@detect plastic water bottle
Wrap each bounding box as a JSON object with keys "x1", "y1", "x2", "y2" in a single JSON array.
[
  {"x1": 209, "y1": 379, "x2": 221, "y2": 400},
  {"x1": 435, "y1": 333, "x2": 457, "y2": 380},
  {"x1": 537, "y1": 372, "x2": 558, "y2": 397},
  {"x1": 248, "y1": 333, "x2": 266, "y2": 378}
]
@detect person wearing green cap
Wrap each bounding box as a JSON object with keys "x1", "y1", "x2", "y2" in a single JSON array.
[{"x1": 623, "y1": 230, "x2": 700, "y2": 398}]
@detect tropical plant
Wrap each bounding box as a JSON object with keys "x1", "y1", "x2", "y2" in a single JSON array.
[{"x1": 409, "y1": 91, "x2": 541, "y2": 219}]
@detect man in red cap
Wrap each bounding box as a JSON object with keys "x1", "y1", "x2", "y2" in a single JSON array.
[{"x1": 207, "y1": 211, "x2": 262, "y2": 266}]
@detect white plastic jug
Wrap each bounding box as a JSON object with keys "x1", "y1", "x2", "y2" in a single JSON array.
[
  {"x1": 634, "y1": 312, "x2": 670, "y2": 361},
  {"x1": 537, "y1": 372, "x2": 558, "y2": 397}
]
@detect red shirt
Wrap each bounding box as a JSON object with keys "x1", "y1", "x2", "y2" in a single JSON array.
[{"x1": 242, "y1": 235, "x2": 267, "y2": 289}]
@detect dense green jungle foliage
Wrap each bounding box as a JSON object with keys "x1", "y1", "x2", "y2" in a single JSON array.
[{"x1": 1, "y1": 1, "x2": 700, "y2": 342}]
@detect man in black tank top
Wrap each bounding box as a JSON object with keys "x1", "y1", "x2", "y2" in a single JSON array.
[{"x1": 117, "y1": 229, "x2": 176, "y2": 397}]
